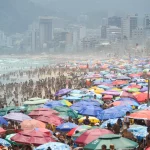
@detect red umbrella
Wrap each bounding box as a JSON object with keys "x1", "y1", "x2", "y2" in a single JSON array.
[
  {"x1": 29, "y1": 109, "x2": 59, "y2": 118},
  {"x1": 129, "y1": 110, "x2": 150, "y2": 120},
  {"x1": 128, "y1": 85, "x2": 141, "y2": 89},
  {"x1": 36, "y1": 115, "x2": 64, "y2": 126},
  {"x1": 102, "y1": 95, "x2": 113, "y2": 100},
  {"x1": 134, "y1": 93, "x2": 147, "y2": 102},
  {"x1": 0, "y1": 127, "x2": 6, "y2": 134},
  {"x1": 129, "y1": 73, "x2": 142, "y2": 77},
  {"x1": 11, "y1": 129, "x2": 55, "y2": 146},
  {"x1": 112, "y1": 80, "x2": 127, "y2": 86},
  {"x1": 75, "y1": 128, "x2": 113, "y2": 145},
  {"x1": 120, "y1": 91, "x2": 135, "y2": 99}
]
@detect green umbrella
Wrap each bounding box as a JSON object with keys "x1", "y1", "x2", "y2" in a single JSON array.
[
  {"x1": 53, "y1": 106, "x2": 71, "y2": 113},
  {"x1": 84, "y1": 134, "x2": 138, "y2": 150},
  {"x1": 67, "y1": 109, "x2": 78, "y2": 119},
  {"x1": 5, "y1": 134, "x2": 21, "y2": 146},
  {"x1": 128, "y1": 88, "x2": 140, "y2": 93},
  {"x1": 0, "y1": 107, "x2": 16, "y2": 116}
]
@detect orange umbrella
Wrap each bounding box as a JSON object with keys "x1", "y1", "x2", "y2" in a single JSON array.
[
  {"x1": 129, "y1": 110, "x2": 150, "y2": 120},
  {"x1": 21, "y1": 119, "x2": 46, "y2": 130}
]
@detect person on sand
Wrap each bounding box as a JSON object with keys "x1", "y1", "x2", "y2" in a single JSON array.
[
  {"x1": 112, "y1": 118, "x2": 122, "y2": 134},
  {"x1": 83, "y1": 116, "x2": 91, "y2": 125}
]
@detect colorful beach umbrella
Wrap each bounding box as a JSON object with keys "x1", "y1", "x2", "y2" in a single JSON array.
[
  {"x1": 35, "y1": 142, "x2": 70, "y2": 150},
  {"x1": 4, "y1": 113, "x2": 31, "y2": 122},
  {"x1": 56, "y1": 122, "x2": 78, "y2": 132},
  {"x1": 75, "y1": 128, "x2": 113, "y2": 145},
  {"x1": 0, "y1": 138, "x2": 11, "y2": 147},
  {"x1": 84, "y1": 134, "x2": 138, "y2": 150},
  {"x1": 11, "y1": 129, "x2": 55, "y2": 146},
  {"x1": 21, "y1": 119, "x2": 46, "y2": 130}
]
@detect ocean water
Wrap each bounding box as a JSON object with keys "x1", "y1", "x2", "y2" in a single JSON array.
[{"x1": 0, "y1": 57, "x2": 55, "y2": 84}]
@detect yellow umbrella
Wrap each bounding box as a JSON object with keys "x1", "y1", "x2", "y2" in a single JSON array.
[
  {"x1": 61, "y1": 100, "x2": 72, "y2": 107},
  {"x1": 112, "y1": 88, "x2": 122, "y2": 91},
  {"x1": 94, "y1": 88, "x2": 104, "y2": 94},
  {"x1": 89, "y1": 86, "x2": 98, "y2": 90},
  {"x1": 78, "y1": 116, "x2": 100, "y2": 124}
]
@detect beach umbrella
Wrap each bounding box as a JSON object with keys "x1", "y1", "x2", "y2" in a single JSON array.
[
  {"x1": 138, "y1": 104, "x2": 150, "y2": 110},
  {"x1": 29, "y1": 108, "x2": 58, "y2": 118},
  {"x1": 128, "y1": 88, "x2": 140, "y2": 93},
  {"x1": 67, "y1": 109, "x2": 78, "y2": 119},
  {"x1": 35, "y1": 142, "x2": 70, "y2": 150},
  {"x1": 0, "y1": 117, "x2": 8, "y2": 125},
  {"x1": 78, "y1": 116, "x2": 100, "y2": 124},
  {"x1": 101, "y1": 91, "x2": 120, "y2": 96},
  {"x1": 0, "y1": 138, "x2": 11, "y2": 147},
  {"x1": 20, "y1": 119, "x2": 46, "y2": 130},
  {"x1": 128, "y1": 125, "x2": 148, "y2": 141},
  {"x1": 64, "y1": 96, "x2": 81, "y2": 101},
  {"x1": 100, "y1": 118, "x2": 123, "y2": 128},
  {"x1": 60, "y1": 100, "x2": 72, "y2": 107},
  {"x1": 53, "y1": 106, "x2": 71, "y2": 113},
  {"x1": 129, "y1": 109, "x2": 150, "y2": 120},
  {"x1": 44, "y1": 101, "x2": 63, "y2": 108},
  {"x1": 84, "y1": 134, "x2": 138, "y2": 150},
  {"x1": 102, "y1": 95, "x2": 113, "y2": 100},
  {"x1": 78, "y1": 106, "x2": 103, "y2": 117},
  {"x1": 5, "y1": 134, "x2": 21, "y2": 146},
  {"x1": 97, "y1": 105, "x2": 132, "y2": 120},
  {"x1": 55, "y1": 89, "x2": 72, "y2": 96},
  {"x1": 0, "y1": 128, "x2": 6, "y2": 134},
  {"x1": 134, "y1": 93, "x2": 148, "y2": 103},
  {"x1": 11, "y1": 129, "x2": 55, "y2": 146},
  {"x1": 112, "y1": 80, "x2": 127, "y2": 86},
  {"x1": 120, "y1": 91, "x2": 135, "y2": 99},
  {"x1": 4, "y1": 113, "x2": 31, "y2": 122},
  {"x1": 112, "y1": 99, "x2": 139, "y2": 107},
  {"x1": 67, "y1": 125, "x2": 91, "y2": 136},
  {"x1": 36, "y1": 115, "x2": 64, "y2": 126},
  {"x1": 75, "y1": 128, "x2": 113, "y2": 145},
  {"x1": 140, "y1": 87, "x2": 148, "y2": 92},
  {"x1": 56, "y1": 122, "x2": 78, "y2": 132},
  {"x1": 0, "y1": 107, "x2": 16, "y2": 116}
]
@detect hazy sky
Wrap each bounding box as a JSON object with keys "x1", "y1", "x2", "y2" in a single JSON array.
[{"x1": 32, "y1": 0, "x2": 150, "y2": 16}]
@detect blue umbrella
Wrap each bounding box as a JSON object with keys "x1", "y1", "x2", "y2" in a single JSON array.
[
  {"x1": 100, "y1": 118, "x2": 123, "y2": 128},
  {"x1": 36, "y1": 142, "x2": 70, "y2": 150},
  {"x1": 128, "y1": 125, "x2": 148, "y2": 141},
  {"x1": 138, "y1": 104, "x2": 150, "y2": 110},
  {"x1": 0, "y1": 117, "x2": 8, "y2": 126},
  {"x1": 45, "y1": 101, "x2": 63, "y2": 108},
  {"x1": 56, "y1": 122, "x2": 78, "y2": 132},
  {"x1": 97, "y1": 105, "x2": 132, "y2": 120},
  {"x1": 0, "y1": 138, "x2": 11, "y2": 147},
  {"x1": 64, "y1": 96, "x2": 81, "y2": 101},
  {"x1": 78, "y1": 106, "x2": 103, "y2": 117},
  {"x1": 119, "y1": 98, "x2": 140, "y2": 105}
]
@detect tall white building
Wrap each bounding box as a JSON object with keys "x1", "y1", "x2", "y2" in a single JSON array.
[
  {"x1": 39, "y1": 16, "x2": 53, "y2": 50},
  {"x1": 121, "y1": 14, "x2": 138, "y2": 40}
]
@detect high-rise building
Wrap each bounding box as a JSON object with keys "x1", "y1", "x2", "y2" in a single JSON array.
[
  {"x1": 121, "y1": 14, "x2": 138, "y2": 39},
  {"x1": 108, "y1": 16, "x2": 121, "y2": 28},
  {"x1": 39, "y1": 16, "x2": 53, "y2": 50},
  {"x1": 144, "y1": 14, "x2": 150, "y2": 29},
  {"x1": 101, "y1": 18, "x2": 108, "y2": 26},
  {"x1": 101, "y1": 26, "x2": 107, "y2": 39}
]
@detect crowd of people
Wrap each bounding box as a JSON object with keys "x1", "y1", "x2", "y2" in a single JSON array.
[{"x1": 0, "y1": 55, "x2": 149, "y2": 150}]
